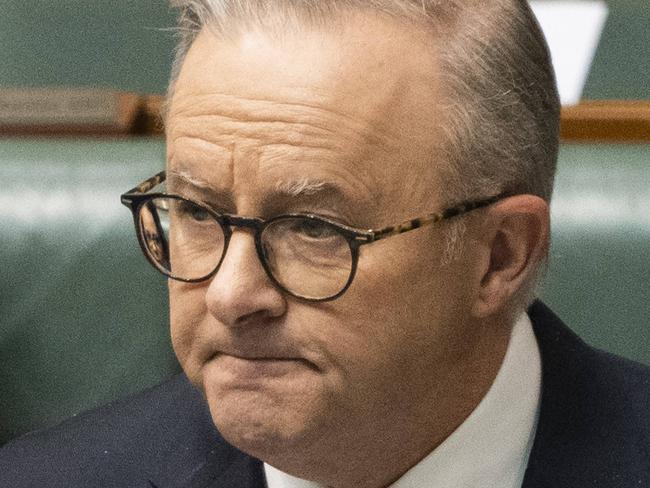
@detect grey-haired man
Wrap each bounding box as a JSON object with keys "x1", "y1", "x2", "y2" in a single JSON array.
[{"x1": 1, "y1": 1, "x2": 648, "y2": 487}]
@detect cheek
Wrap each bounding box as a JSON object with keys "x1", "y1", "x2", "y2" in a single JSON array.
[
  {"x1": 303, "y1": 300, "x2": 416, "y2": 403},
  {"x1": 328, "y1": 234, "x2": 475, "y2": 380},
  {"x1": 169, "y1": 281, "x2": 209, "y2": 380},
  {"x1": 350, "y1": 236, "x2": 448, "y2": 326}
]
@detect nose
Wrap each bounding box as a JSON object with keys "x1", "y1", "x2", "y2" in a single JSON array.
[{"x1": 205, "y1": 229, "x2": 286, "y2": 328}]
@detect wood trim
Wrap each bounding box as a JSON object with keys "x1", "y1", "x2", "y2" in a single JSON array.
[
  {"x1": 140, "y1": 94, "x2": 165, "y2": 135},
  {"x1": 560, "y1": 100, "x2": 650, "y2": 143},
  {"x1": 0, "y1": 89, "x2": 142, "y2": 136}
]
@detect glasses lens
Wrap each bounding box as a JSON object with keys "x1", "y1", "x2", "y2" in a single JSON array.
[
  {"x1": 138, "y1": 197, "x2": 225, "y2": 280},
  {"x1": 261, "y1": 216, "x2": 353, "y2": 300}
]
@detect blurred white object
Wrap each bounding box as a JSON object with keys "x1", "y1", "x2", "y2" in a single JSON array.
[{"x1": 529, "y1": 1, "x2": 609, "y2": 106}]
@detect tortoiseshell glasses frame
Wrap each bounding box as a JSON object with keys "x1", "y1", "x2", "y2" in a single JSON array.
[{"x1": 121, "y1": 170, "x2": 511, "y2": 302}]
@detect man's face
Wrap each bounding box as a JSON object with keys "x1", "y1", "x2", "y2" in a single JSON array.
[{"x1": 166, "y1": 13, "x2": 487, "y2": 473}]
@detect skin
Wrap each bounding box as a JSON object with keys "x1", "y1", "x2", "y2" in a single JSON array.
[{"x1": 166, "y1": 11, "x2": 549, "y2": 488}]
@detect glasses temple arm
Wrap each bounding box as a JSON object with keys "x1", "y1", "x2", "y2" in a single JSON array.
[
  {"x1": 369, "y1": 192, "x2": 512, "y2": 241},
  {"x1": 123, "y1": 171, "x2": 167, "y2": 196}
]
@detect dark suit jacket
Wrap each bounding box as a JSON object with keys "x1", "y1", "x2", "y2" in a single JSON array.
[{"x1": 1, "y1": 302, "x2": 648, "y2": 487}]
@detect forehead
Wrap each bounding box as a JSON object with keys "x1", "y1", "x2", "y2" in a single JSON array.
[
  {"x1": 166, "y1": 12, "x2": 447, "y2": 217},
  {"x1": 171, "y1": 12, "x2": 440, "y2": 115}
]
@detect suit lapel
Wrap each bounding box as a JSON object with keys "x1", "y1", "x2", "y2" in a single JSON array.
[
  {"x1": 142, "y1": 376, "x2": 266, "y2": 488},
  {"x1": 522, "y1": 301, "x2": 630, "y2": 487},
  {"x1": 147, "y1": 441, "x2": 265, "y2": 488},
  {"x1": 522, "y1": 301, "x2": 587, "y2": 487},
  {"x1": 174, "y1": 448, "x2": 265, "y2": 488}
]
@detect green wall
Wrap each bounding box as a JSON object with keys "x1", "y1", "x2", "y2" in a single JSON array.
[
  {"x1": 0, "y1": 0, "x2": 649, "y2": 98},
  {"x1": 0, "y1": 1, "x2": 176, "y2": 93}
]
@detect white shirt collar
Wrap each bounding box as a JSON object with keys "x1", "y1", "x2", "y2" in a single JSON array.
[{"x1": 264, "y1": 312, "x2": 542, "y2": 488}]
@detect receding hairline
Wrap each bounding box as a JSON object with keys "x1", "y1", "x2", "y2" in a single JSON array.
[{"x1": 167, "y1": 0, "x2": 466, "y2": 99}]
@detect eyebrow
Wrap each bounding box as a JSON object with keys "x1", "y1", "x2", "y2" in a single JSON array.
[
  {"x1": 169, "y1": 169, "x2": 352, "y2": 201},
  {"x1": 167, "y1": 169, "x2": 232, "y2": 208},
  {"x1": 167, "y1": 169, "x2": 371, "y2": 227},
  {"x1": 274, "y1": 178, "x2": 336, "y2": 198},
  {"x1": 168, "y1": 169, "x2": 215, "y2": 193}
]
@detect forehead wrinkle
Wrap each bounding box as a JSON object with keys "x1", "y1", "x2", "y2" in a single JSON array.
[
  {"x1": 168, "y1": 130, "x2": 379, "y2": 210},
  {"x1": 168, "y1": 134, "x2": 234, "y2": 155},
  {"x1": 167, "y1": 134, "x2": 236, "y2": 198},
  {"x1": 167, "y1": 92, "x2": 399, "y2": 154}
]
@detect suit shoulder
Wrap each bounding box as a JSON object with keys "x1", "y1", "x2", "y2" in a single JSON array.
[
  {"x1": 0, "y1": 374, "x2": 223, "y2": 488},
  {"x1": 582, "y1": 347, "x2": 650, "y2": 435},
  {"x1": 526, "y1": 301, "x2": 650, "y2": 486},
  {"x1": 590, "y1": 346, "x2": 650, "y2": 392},
  {"x1": 530, "y1": 300, "x2": 649, "y2": 398}
]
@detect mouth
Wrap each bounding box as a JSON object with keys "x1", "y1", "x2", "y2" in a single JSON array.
[{"x1": 208, "y1": 352, "x2": 320, "y2": 378}]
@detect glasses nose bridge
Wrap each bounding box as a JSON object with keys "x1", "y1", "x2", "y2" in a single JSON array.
[
  {"x1": 215, "y1": 214, "x2": 279, "y2": 294},
  {"x1": 220, "y1": 214, "x2": 268, "y2": 265},
  {"x1": 222, "y1": 214, "x2": 265, "y2": 233}
]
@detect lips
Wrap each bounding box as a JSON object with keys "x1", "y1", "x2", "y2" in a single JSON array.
[
  {"x1": 213, "y1": 350, "x2": 296, "y2": 361},
  {"x1": 210, "y1": 353, "x2": 312, "y2": 378},
  {"x1": 206, "y1": 343, "x2": 320, "y2": 370}
]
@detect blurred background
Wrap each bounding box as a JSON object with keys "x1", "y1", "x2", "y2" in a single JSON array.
[
  {"x1": 0, "y1": 0, "x2": 648, "y2": 446},
  {"x1": 1, "y1": 0, "x2": 648, "y2": 96}
]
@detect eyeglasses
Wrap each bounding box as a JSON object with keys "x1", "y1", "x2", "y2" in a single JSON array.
[{"x1": 121, "y1": 171, "x2": 510, "y2": 302}]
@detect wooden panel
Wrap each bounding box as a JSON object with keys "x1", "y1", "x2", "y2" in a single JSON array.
[
  {"x1": 0, "y1": 89, "x2": 142, "y2": 136},
  {"x1": 142, "y1": 95, "x2": 165, "y2": 136},
  {"x1": 561, "y1": 100, "x2": 650, "y2": 142}
]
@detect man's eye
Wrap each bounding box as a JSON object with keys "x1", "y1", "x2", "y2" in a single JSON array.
[
  {"x1": 294, "y1": 219, "x2": 339, "y2": 239},
  {"x1": 177, "y1": 201, "x2": 210, "y2": 222}
]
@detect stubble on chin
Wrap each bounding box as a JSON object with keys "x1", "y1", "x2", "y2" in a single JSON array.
[{"x1": 201, "y1": 365, "x2": 330, "y2": 463}]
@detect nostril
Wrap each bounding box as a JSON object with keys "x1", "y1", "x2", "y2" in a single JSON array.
[
  {"x1": 206, "y1": 284, "x2": 286, "y2": 329},
  {"x1": 234, "y1": 307, "x2": 282, "y2": 328}
]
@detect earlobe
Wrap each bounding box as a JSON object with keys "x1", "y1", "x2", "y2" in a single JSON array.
[{"x1": 472, "y1": 195, "x2": 549, "y2": 318}]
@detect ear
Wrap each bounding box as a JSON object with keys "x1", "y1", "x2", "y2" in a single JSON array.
[{"x1": 472, "y1": 195, "x2": 550, "y2": 318}]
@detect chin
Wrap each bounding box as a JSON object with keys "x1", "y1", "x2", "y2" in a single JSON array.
[
  {"x1": 196, "y1": 354, "x2": 333, "y2": 461},
  {"x1": 205, "y1": 387, "x2": 317, "y2": 460}
]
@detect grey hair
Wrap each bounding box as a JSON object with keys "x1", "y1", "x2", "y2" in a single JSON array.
[{"x1": 166, "y1": 0, "x2": 560, "y2": 306}]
